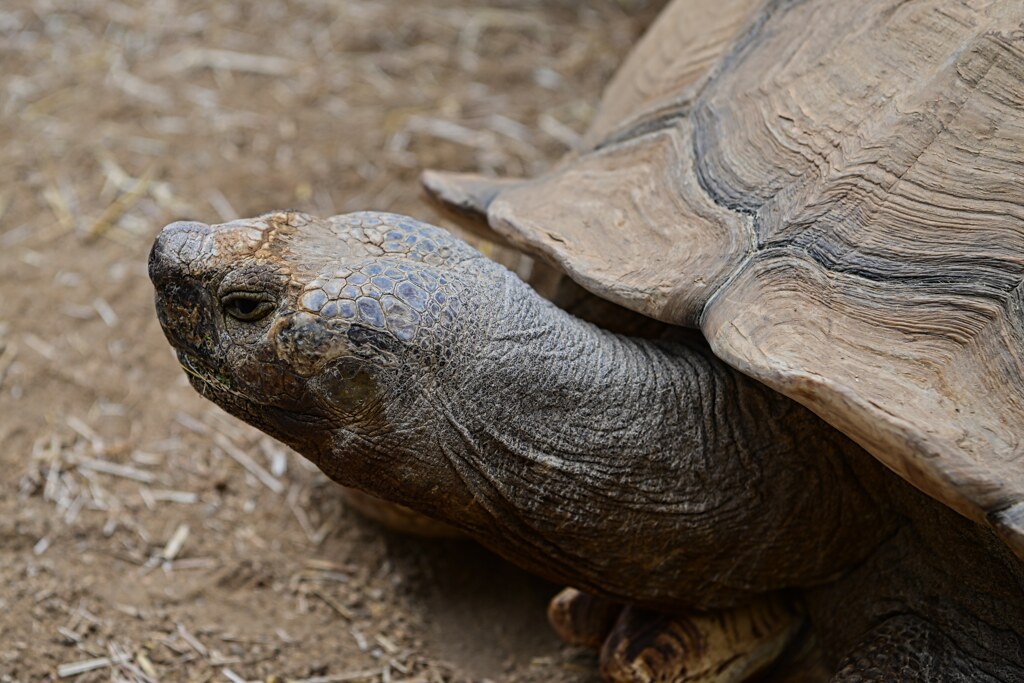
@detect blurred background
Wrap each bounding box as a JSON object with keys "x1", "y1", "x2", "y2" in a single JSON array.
[{"x1": 0, "y1": 0, "x2": 665, "y2": 680}]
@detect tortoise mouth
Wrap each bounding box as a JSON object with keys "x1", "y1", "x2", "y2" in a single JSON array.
[
  {"x1": 176, "y1": 351, "x2": 332, "y2": 428},
  {"x1": 177, "y1": 351, "x2": 248, "y2": 404}
]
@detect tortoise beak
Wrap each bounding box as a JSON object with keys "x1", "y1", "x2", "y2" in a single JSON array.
[{"x1": 149, "y1": 220, "x2": 222, "y2": 365}]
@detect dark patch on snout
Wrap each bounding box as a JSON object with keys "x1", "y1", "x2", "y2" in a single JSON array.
[{"x1": 153, "y1": 280, "x2": 220, "y2": 360}]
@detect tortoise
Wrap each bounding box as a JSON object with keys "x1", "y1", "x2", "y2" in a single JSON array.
[{"x1": 148, "y1": 0, "x2": 1024, "y2": 680}]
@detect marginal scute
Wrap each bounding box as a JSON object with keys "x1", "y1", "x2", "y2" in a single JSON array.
[
  {"x1": 582, "y1": 0, "x2": 765, "y2": 150},
  {"x1": 993, "y1": 503, "x2": 1024, "y2": 555},
  {"x1": 419, "y1": 170, "x2": 527, "y2": 237},
  {"x1": 488, "y1": 119, "x2": 750, "y2": 324}
]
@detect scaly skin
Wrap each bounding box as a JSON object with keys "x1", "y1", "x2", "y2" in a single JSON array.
[{"x1": 149, "y1": 211, "x2": 1024, "y2": 681}]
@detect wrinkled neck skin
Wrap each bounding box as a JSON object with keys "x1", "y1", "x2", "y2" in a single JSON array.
[{"x1": 302, "y1": 255, "x2": 894, "y2": 610}]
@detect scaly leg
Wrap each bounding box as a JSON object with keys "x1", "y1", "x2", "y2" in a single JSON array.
[{"x1": 830, "y1": 615, "x2": 1000, "y2": 683}]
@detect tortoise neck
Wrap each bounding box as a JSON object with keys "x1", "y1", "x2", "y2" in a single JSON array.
[{"x1": 431, "y1": 263, "x2": 895, "y2": 607}]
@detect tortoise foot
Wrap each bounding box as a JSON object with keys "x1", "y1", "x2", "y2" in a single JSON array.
[
  {"x1": 548, "y1": 590, "x2": 801, "y2": 683},
  {"x1": 547, "y1": 587, "x2": 624, "y2": 649}
]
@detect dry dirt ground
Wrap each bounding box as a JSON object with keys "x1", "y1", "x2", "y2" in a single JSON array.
[{"x1": 0, "y1": 1, "x2": 664, "y2": 681}]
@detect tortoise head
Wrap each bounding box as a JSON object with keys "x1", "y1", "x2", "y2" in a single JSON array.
[{"x1": 148, "y1": 210, "x2": 486, "y2": 499}]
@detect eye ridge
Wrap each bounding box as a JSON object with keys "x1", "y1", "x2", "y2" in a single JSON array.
[{"x1": 221, "y1": 291, "x2": 275, "y2": 322}]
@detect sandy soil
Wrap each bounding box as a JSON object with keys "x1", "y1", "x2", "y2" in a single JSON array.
[{"x1": 0, "y1": 1, "x2": 663, "y2": 680}]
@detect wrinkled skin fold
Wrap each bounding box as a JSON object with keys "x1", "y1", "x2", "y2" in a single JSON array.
[{"x1": 150, "y1": 211, "x2": 1024, "y2": 681}]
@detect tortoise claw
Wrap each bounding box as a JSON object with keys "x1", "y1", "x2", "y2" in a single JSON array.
[{"x1": 547, "y1": 587, "x2": 623, "y2": 649}]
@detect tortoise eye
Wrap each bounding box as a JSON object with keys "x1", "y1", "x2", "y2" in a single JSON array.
[{"x1": 221, "y1": 292, "x2": 275, "y2": 322}]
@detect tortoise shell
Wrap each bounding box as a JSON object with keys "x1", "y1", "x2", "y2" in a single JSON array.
[{"x1": 424, "y1": 0, "x2": 1024, "y2": 558}]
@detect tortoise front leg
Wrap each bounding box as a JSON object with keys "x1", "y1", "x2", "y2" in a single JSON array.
[{"x1": 548, "y1": 588, "x2": 801, "y2": 683}]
